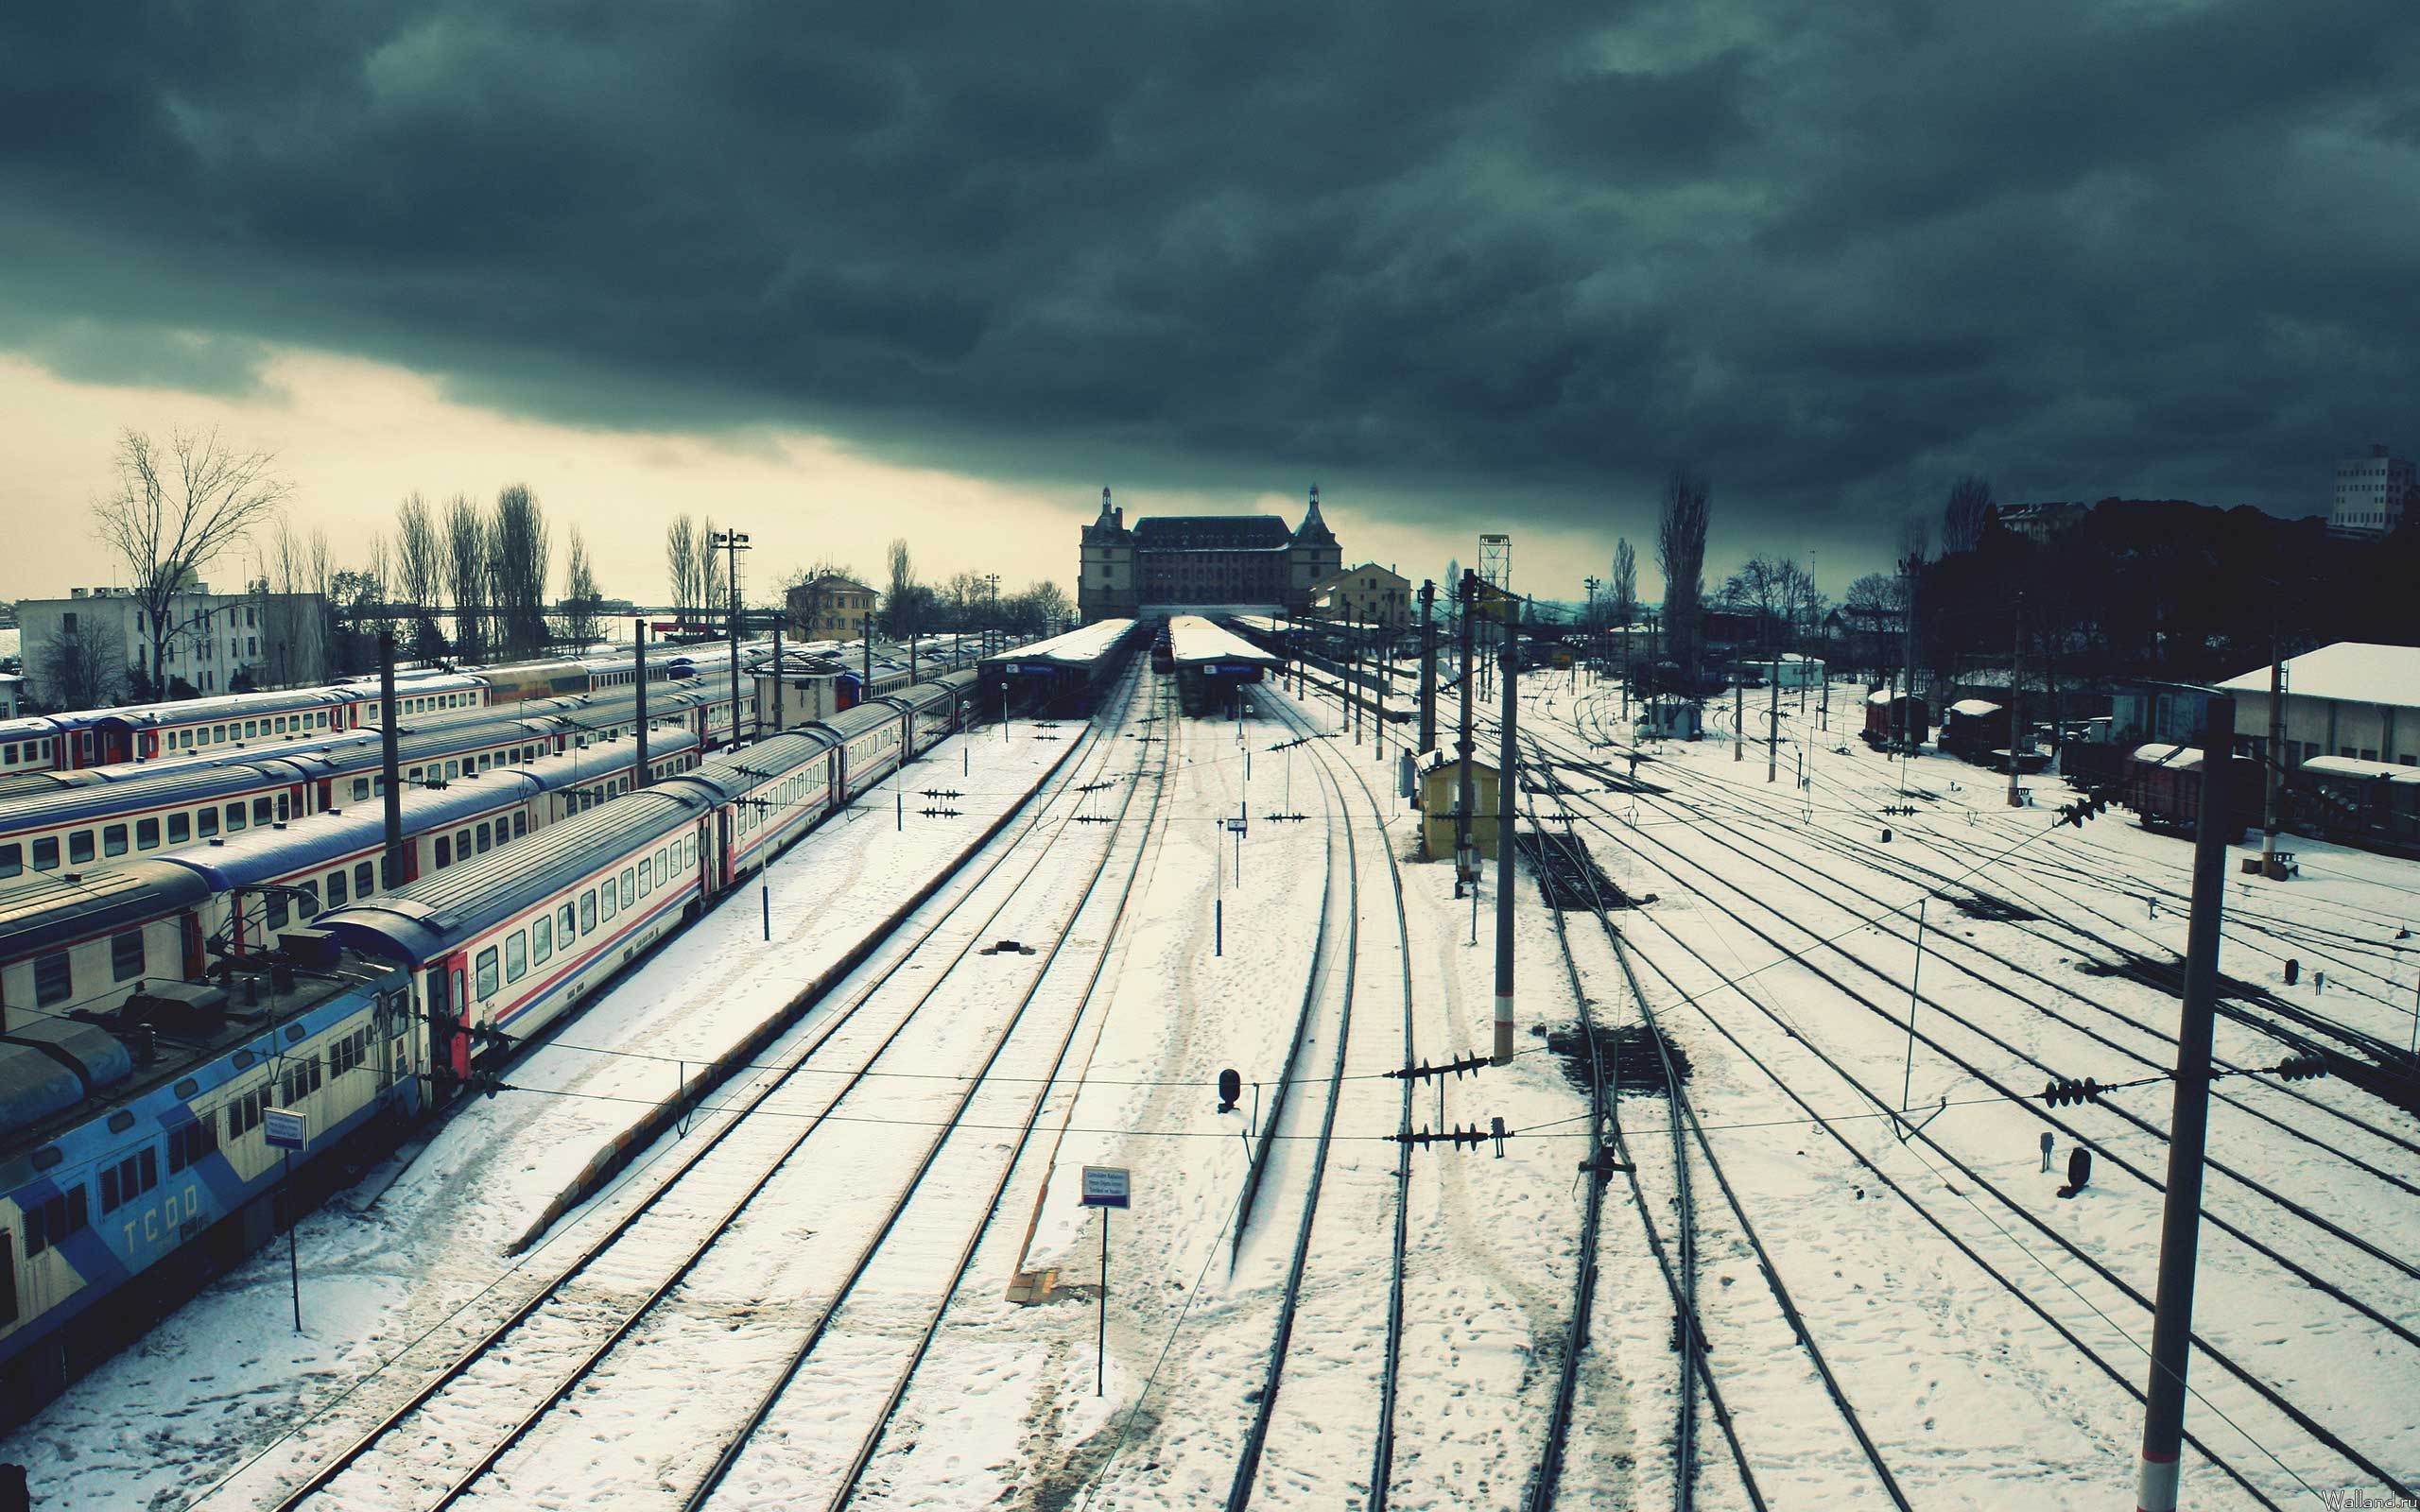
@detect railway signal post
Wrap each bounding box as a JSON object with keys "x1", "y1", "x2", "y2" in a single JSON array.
[
  {"x1": 2135, "y1": 696, "x2": 2234, "y2": 1512},
  {"x1": 1494, "y1": 597, "x2": 1518, "y2": 1065}
]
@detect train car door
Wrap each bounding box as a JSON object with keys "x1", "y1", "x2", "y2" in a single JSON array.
[
  {"x1": 180, "y1": 910, "x2": 206, "y2": 979},
  {"x1": 716, "y1": 806, "x2": 735, "y2": 890},
  {"x1": 426, "y1": 956, "x2": 472, "y2": 1085}
]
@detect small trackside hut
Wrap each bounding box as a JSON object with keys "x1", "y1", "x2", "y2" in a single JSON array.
[{"x1": 1165, "y1": 614, "x2": 1279, "y2": 716}]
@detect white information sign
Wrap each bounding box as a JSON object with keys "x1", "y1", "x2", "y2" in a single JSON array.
[{"x1": 1079, "y1": 1164, "x2": 1132, "y2": 1209}]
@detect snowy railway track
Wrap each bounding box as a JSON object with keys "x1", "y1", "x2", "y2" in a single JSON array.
[
  {"x1": 1510, "y1": 712, "x2": 2417, "y2": 1504},
  {"x1": 247, "y1": 669, "x2": 1165, "y2": 1512},
  {"x1": 1220, "y1": 690, "x2": 1417, "y2": 1511}
]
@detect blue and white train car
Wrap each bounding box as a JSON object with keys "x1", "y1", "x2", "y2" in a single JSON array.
[
  {"x1": 658, "y1": 732, "x2": 839, "y2": 889},
  {"x1": 809, "y1": 702, "x2": 908, "y2": 799},
  {"x1": 0, "y1": 957, "x2": 420, "y2": 1418}
]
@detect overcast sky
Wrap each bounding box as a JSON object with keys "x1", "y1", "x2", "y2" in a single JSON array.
[{"x1": 4, "y1": 1, "x2": 2414, "y2": 608}]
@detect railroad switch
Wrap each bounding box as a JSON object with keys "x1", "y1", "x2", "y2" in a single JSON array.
[{"x1": 1578, "y1": 1150, "x2": 1634, "y2": 1178}]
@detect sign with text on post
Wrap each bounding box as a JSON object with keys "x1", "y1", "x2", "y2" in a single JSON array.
[
  {"x1": 1079, "y1": 1165, "x2": 1131, "y2": 1209},
  {"x1": 264, "y1": 1108, "x2": 308, "y2": 1152}
]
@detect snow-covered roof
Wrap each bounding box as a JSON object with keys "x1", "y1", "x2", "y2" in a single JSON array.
[
  {"x1": 1947, "y1": 698, "x2": 2002, "y2": 717},
  {"x1": 986, "y1": 618, "x2": 1132, "y2": 667},
  {"x1": 2302, "y1": 754, "x2": 2420, "y2": 783},
  {"x1": 1866, "y1": 688, "x2": 1909, "y2": 706},
  {"x1": 2217, "y1": 642, "x2": 2420, "y2": 709},
  {"x1": 2131, "y1": 743, "x2": 2204, "y2": 770},
  {"x1": 1167, "y1": 614, "x2": 1278, "y2": 668}
]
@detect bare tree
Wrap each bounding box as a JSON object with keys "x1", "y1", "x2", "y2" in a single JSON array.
[
  {"x1": 1943, "y1": 473, "x2": 1993, "y2": 555},
  {"x1": 489, "y1": 484, "x2": 552, "y2": 658},
  {"x1": 444, "y1": 492, "x2": 489, "y2": 662},
  {"x1": 560, "y1": 527, "x2": 603, "y2": 648},
  {"x1": 1024, "y1": 579, "x2": 1071, "y2": 634},
  {"x1": 32, "y1": 615, "x2": 125, "y2": 710},
  {"x1": 666, "y1": 515, "x2": 700, "y2": 629},
  {"x1": 885, "y1": 538, "x2": 916, "y2": 635},
  {"x1": 394, "y1": 493, "x2": 446, "y2": 657},
  {"x1": 1657, "y1": 467, "x2": 1712, "y2": 680},
  {"x1": 94, "y1": 427, "x2": 290, "y2": 695},
  {"x1": 1897, "y1": 515, "x2": 1932, "y2": 571},
  {"x1": 362, "y1": 532, "x2": 398, "y2": 641},
  {"x1": 1611, "y1": 539, "x2": 1638, "y2": 628}
]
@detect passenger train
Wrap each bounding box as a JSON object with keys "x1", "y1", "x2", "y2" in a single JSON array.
[{"x1": 0, "y1": 664, "x2": 1005, "y2": 1421}]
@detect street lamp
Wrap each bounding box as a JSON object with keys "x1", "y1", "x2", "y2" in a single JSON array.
[{"x1": 710, "y1": 529, "x2": 751, "y2": 747}]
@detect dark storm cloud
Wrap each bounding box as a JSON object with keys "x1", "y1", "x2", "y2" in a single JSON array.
[{"x1": 4, "y1": 0, "x2": 2418, "y2": 558}]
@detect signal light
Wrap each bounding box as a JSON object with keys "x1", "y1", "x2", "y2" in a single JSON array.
[
  {"x1": 2274, "y1": 1054, "x2": 2328, "y2": 1082},
  {"x1": 2042, "y1": 1076, "x2": 2101, "y2": 1108}
]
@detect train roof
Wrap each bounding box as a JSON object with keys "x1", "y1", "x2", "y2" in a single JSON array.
[
  {"x1": 316, "y1": 788, "x2": 706, "y2": 965},
  {"x1": 160, "y1": 778, "x2": 540, "y2": 889},
  {"x1": 810, "y1": 702, "x2": 906, "y2": 741},
  {"x1": 0, "y1": 762, "x2": 287, "y2": 838},
  {"x1": 2130, "y1": 743, "x2": 2204, "y2": 770},
  {"x1": 1167, "y1": 614, "x2": 1279, "y2": 669},
  {"x1": 656, "y1": 730, "x2": 837, "y2": 805},
  {"x1": 879, "y1": 681, "x2": 952, "y2": 715},
  {"x1": 2299, "y1": 754, "x2": 2420, "y2": 783},
  {"x1": 0, "y1": 860, "x2": 213, "y2": 960},
  {"x1": 1946, "y1": 698, "x2": 2003, "y2": 717}
]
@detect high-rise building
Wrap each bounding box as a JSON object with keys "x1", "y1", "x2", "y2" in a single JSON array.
[
  {"x1": 2329, "y1": 443, "x2": 2415, "y2": 537},
  {"x1": 1077, "y1": 485, "x2": 1343, "y2": 622}
]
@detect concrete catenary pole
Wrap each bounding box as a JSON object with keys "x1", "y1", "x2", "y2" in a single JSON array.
[
  {"x1": 1418, "y1": 579, "x2": 1438, "y2": 756},
  {"x1": 770, "y1": 618, "x2": 785, "y2": 734},
  {"x1": 1768, "y1": 664, "x2": 1780, "y2": 782},
  {"x1": 1456, "y1": 570, "x2": 1478, "y2": 883},
  {"x1": 1734, "y1": 675, "x2": 1744, "y2": 762},
  {"x1": 377, "y1": 631, "x2": 404, "y2": 888},
  {"x1": 1494, "y1": 596, "x2": 1518, "y2": 1065},
  {"x1": 2007, "y1": 592, "x2": 2025, "y2": 807},
  {"x1": 2135, "y1": 696, "x2": 2235, "y2": 1512},
  {"x1": 2263, "y1": 635, "x2": 2286, "y2": 879},
  {"x1": 632, "y1": 620, "x2": 650, "y2": 788}
]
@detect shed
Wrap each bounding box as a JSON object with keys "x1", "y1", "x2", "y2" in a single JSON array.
[{"x1": 1413, "y1": 750, "x2": 1500, "y2": 860}]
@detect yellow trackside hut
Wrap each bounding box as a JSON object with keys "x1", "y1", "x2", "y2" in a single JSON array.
[{"x1": 1414, "y1": 748, "x2": 1500, "y2": 860}]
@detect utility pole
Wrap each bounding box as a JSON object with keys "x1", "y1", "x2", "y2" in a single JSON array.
[
  {"x1": 1376, "y1": 620, "x2": 1390, "y2": 762},
  {"x1": 1418, "y1": 580, "x2": 1438, "y2": 755},
  {"x1": 1456, "y1": 570, "x2": 1478, "y2": 889},
  {"x1": 1734, "y1": 675, "x2": 1744, "y2": 762},
  {"x1": 378, "y1": 631, "x2": 404, "y2": 888},
  {"x1": 1900, "y1": 554, "x2": 1921, "y2": 752},
  {"x1": 1768, "y1": 666, "x2": 1780, "y2": 782},
  {"x1": 712, "y1": 527, "x2": 750, "y2": 748},
  {"x1": 2135, "y1": 696, "x2": 2235, "y2": 1512},
  {"x1": 769, "y1": 618, "x2": 785, "y2": 734},
  {"x1": 2263, "y1": 629, "x2": 2287, "y2": 879},
  {"x1": 1494, "y1": 597, "x2": 1518, "y2": 1065},
  {"x1": 632, "y1": 620, "x2": 650, "y2": 788},
  {"x1": 2007, "y1": 592, "x2": 2025, "y2": 807}
]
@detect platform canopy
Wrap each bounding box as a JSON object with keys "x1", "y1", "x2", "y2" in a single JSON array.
[
  {"x1": 1167, "y1": 615, "x2": 1279, "y2": 670},
  {"x1": 979, "y1": 618, "x2": 1133, "y2": 673}
]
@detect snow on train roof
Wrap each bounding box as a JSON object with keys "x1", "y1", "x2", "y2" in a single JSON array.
[
  {"x1": 983, "y1": 619, "x2": 1133, "y2": 668},
  {"x1": 1946, "y1": 698, "x2": 2003, "y2": 717},
  {"x1": 164, "y1": 777, "x2": 541, "y2": 888},
  {"x1": 2300, "y1": 754, "x2": 2420, "y2": 782},
  {"x1": 0, "y1": 860, "x2": 211, "y2": 958},
  {"x1": 2130, "y1": 743, "x2": 2204, "y2": 769},
  {"x1": 317, "y1": 788, "x2": 707, "y2": 965},
  {"x1": 1167, "y1": 614, "x2": 1279, "y2": 667}
]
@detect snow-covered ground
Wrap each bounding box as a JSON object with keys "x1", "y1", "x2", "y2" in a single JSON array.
[{"x1": 17, "y1": 659, "x2": 2420, "y2": 1511}]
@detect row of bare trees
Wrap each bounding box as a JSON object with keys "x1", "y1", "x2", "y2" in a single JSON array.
[{"x1": 384, "y1": 488, "x2": 594, "y2": 662}]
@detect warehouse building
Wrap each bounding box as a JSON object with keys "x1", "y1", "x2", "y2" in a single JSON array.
[{"x1": 2220, "y1": 642, "x2": 2420, "y2": 769}]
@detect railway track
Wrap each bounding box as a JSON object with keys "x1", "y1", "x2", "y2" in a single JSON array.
[
  {"x1": 236, "y1": 668, "x2": 1168, "y2": 1511},
  {"x1": 1506, "y1": 700, "x2": 2418, "y2": 1503}
]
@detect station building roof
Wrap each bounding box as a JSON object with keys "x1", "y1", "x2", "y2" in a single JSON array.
[
  {"x1": 2217, "y1": 642, "x2": 2420, "y2": 711},
  {"x1": 981, "y1": 619, "x2": 1133, "y2": 670}
]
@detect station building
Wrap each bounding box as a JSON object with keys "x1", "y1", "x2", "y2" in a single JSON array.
[{"x1": 1078, "y1": 485, "x2": 1342, "y2": 623}]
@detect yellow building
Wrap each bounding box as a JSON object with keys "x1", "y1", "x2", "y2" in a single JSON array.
[
  {"x1": 1306, "y1": 562, "x2": 1412, "y2": 628},
  {"x1": 1415, "y1": 750, "x2": 1499, "y2": 859},
  {"x1": 786, "y1": 575, "x2": 879, "y2": 641}
]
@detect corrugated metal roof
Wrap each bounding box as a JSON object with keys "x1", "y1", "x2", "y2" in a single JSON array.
[{"x1": 0, "y1": 860, "x2": 211, "y2": 956}]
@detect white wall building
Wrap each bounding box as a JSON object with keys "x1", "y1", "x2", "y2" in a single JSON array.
[
  {"x1": 2329, "y1": 444, "x2": 2415, "y2": 538},
  {"x1": 2220, "y1": 641, "x2": 2420, "y2": 769},
  {"x1": 16, "y1": 585, "x2": 326, "y2": 708}
]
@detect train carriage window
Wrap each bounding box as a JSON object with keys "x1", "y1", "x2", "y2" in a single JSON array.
[
  {"x1": 445, "y1": 761, "x2": 460, "y2": 780},
  {"x1": 580, "y1": 890, "x2": 597, "y2": 933},
  {"x1": 111, "y1": 930, "x2": 145, "y2": 982},
  {"x1": 259, "y1": 797, "x2": 279, "y2": 825},
  {"x1": 213, "y1": 725, "x2": 227, "y2": 742},
  {"x1": 168, "y1": 1112, "x2": 218, "y2": 1173},
  {"x1": 620, "y1": 868, "x2": 635, "y2": 908},
  {"x1": 197, "y1": 807, "x2": 217, "y2": 838},
  {"x1": 532, "y1": 915, "x2": 553, "y2": 965},
  {"x1": 559, "y1": 902, "x2": 576, "y2": 940},
  {"x1": 297, "y1": 880, "x2": 320, "y2": 918},
  {"x1": 327, "y1": 870, "x2": 348, "y2": 908},
  {"x1": 505, "y1": 931, "x2": 527, "y2": 983},
  {"x1": 656, "y1": 847, "x2": 668, "y2": 882},
  {"x1": 455, "y1": 828, "x2": 471, "y2": 859},
  {"x1": 244, "y1": 721, "x2": 258, "y2": 738},
  {"x1": 638, "y1": 858, "x2": 651, "y2": 896},
  {"x1": 475, "y1": 947, "x2": 499, "y2": 998},
  {"x1": 102, "y1": 823, "x2": 128, "y2": 857},
  {"x1": 70, "y1": 830, "x2": 95, "y2": 864},
  {"x1": 266, "y1": 890, "x2": 291, "y2": 930},
  {"x1": 599, "y1": 880, "x2": 617, "y2": 923},
  {"x1": 0, "y1": 843, "x2": 17, "y2": 878},
  {"x1": 226, "y1": 802, "x2": 247, "y2": 832},
  {"x1": 33, "y1": 837, "x2": 57, "y2": 870},
  {"x1": 475, "y1": 822, "x2": 492, "y2": 855},
  {"x1": 34, "y1": 951, "x2": 71, "y2": 1006},
  {"x1": 136, "y1": 817, "x2": 160, "y2": 850},
  {"x1": 25, "y1": 1186, "x2": 89, "y2": 1257},
  {"x1": 353, "y1": 779, "x2": 371, "y2": 802},
  {"x1": 434, "y1": 834, "x2": 452, "y2": 868},
  {"x1": 167, "y1": 813, "x2": 190, "y2": 845},
  {"x1": 355, "y1": 861, "x2": 374, "y2": 897},
  {"x1": 512, "y1": 812, "x2": 527, "y2": 838}
]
